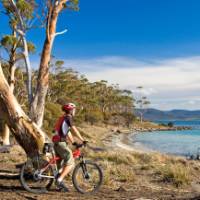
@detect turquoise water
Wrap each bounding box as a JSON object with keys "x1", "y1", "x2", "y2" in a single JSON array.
[{"x1": 131, "y1": 121, "x2": 200, "y2": 156}]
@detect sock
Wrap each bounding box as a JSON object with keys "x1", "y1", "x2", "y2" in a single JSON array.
[
  {"x1": 57, "y1": 177, "x2": 63, "y2": 183},
  {"x1": 59, "y1": 168, "x2": 63, "y2": 173}
]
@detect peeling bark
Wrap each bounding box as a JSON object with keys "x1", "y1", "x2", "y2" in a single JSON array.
[{"x1": 0, "y1": 63, "x2": 45, "y2": 157}]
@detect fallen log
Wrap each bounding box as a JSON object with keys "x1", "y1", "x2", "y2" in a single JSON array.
[{"x1": 0, "y1": 172, "x2": 19, "y2": 179}]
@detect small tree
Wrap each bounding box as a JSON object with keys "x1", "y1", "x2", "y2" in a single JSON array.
[
  {"x1": 135, "y1": 86, "x2": 151, "y2": 123},
  {"x1": 168, "y1": 122, "x2": 174, "y2": 127}
]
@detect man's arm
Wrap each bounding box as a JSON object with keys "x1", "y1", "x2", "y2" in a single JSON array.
[
  {"x1": 67, "y1": 131, "x2": 75, "y2": 143},
  {"x1": 71, "y1": 126, "x2": 84, "y2": 142}
]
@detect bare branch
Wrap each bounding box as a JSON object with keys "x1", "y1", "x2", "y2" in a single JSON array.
[
  {"x1": 15, "y1": 28, "x2": 25, "y2": 36},
  {"x1": 55, "y1": 29, "x2": 68, "y2": 36}
]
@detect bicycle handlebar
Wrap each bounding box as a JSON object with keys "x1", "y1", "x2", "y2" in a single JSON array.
[{"x1": 73, "y1": 141, "x2": 88, "y2": 149}]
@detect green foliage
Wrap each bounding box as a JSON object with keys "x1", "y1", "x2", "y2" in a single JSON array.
[
  {"x1": 85, "y1": 110, "x2": 104, "y2": 125},
  {"x1": 65, "y1": 0, "x2": 79, "y2": 11},
  {"x1": 16, "y1": 0, "x2": 34, "y2": 19},
  {"x1": 1, "y1": 61, "x2": 135, "y2": 130},
  {"x1": 1, "y1": 35, "x2": 17, "y2": 48},
  {"x1": 168, "y1": 122, "x2": 174, "y2": 127},
  {"x1": 27, "y1": 42, "x2": 36, "y2": 53},
  {"x1": 1, "y1": 0, "x2": 14, "y2": 14},
  {"x1": 43, "y1": 102, "x2": 63, "y2": 134},
  {"x1": 46, "y1": 64, "x2": 135, "y2": 127},
  {"x1": 1, "y1": 35, "x2": 35, "y2": 54}
]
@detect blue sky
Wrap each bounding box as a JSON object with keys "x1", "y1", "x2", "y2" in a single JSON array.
[
  {"x1": 1, "y1": 0, "x2": 200, "y2": 110},
  {"x1": 52, "y1": 0, "x2": 200, "y2": 58}
]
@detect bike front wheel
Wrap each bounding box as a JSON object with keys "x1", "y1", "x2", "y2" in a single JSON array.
[
  {"x1": 72, "y1": 160, "x2": 103, "y2": 194},
  {"x1": 20, "y1": 159, "x2": 54, "y2": 194}
]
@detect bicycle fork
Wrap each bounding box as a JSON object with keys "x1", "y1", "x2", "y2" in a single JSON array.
[{"x1": 81, "y1": 160, "x2": 90, "y2": 179}]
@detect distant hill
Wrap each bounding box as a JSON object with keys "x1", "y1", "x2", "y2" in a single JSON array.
[{"x1": 134, "y1": 108, "x2": 200, "y2": 121}]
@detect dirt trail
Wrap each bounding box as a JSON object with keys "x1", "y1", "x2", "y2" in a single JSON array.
[
  {"x1": 0, "y1": 176, "x2": 198, "y2": 200},
  {"x1": 0, "y1": 153, "x2": 200, "y2": 200},
  {"x1": 0, "y1": 141, "x2": 200, "y2": 199}
]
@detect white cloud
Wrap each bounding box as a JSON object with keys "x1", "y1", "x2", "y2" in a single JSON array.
[
  {"x1": 132, "y1": 88, "x2": 158, "y2": 97},
  {"x1": 188, "y1": 100, "x2": 196, "y2": 105},
  {"x1": 45, "y1": 55, "x2": 200, "y2": 110}
]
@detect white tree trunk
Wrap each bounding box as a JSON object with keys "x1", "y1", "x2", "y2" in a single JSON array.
[
  {"x1": 22, "y1": 36, "x2": 32, "y2": 105},
  {"x1": 9, "y1": 0, "x2": 33, "y2": 106},
  {"x1": 2, "y1": 124, "x2": 10, "y2": 145},
  {"x1": 0, "y1": 63, "x2": 46, "y2": 157},
  {"x1": 30, "y1": 1, "x2": 65, "y2": 127}
]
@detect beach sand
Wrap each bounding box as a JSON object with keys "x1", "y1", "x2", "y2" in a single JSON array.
[{"x1": 109, "y1": 131, "x2": 154, "y2": 153}]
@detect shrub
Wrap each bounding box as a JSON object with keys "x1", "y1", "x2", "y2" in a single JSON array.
[
  {"x1": 156, "y1": 163, "x2": 191, "y2": 187},
  {"x1": 90, "y1": 151, "x2": 136, "y2": 165},
  {"x1": 168, "y1": 122, "x2": 174, "y2": 127}
]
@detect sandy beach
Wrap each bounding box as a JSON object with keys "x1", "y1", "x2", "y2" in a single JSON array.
[{"x1": 109, "y1": 130, "x2": 155, "y2": 153}]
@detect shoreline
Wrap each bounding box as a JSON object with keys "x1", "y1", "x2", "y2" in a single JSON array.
[
  {"x1": 111, "y1": 127, "x2": 192, "y2": 157},
  {"x1": 131, "y1": 126, "x2": 192, "y2": 132},
  {"x1": 80, "y1": 123, "x2": 193, "y2": 156},
  {"x1": 111, "y1": 130, "x2": 156, "y2": 154}
]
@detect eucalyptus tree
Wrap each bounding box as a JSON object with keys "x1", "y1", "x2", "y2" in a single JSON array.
[
  {"x1": 0, "y1": 31, "x2": 19, "y2": 145},
  {"x1": 0, "y1": 62, "x2": 46, "y2": 156},
  {"x1": 1, "y1": 0, "x2": 36, "y2": 105},
  {"x1": 0, "y1": 7, "x2": 35, "y2": 145},
  {"x1": 30, "y1": 0, "x2": 79, "y2": 128},
  {"x1": 135, "y1": 86, "x2": 151, "y2": 123},
  {"x1": 0, "y1": 0, "x2": 79, "y2": 157},
  {"x1": 43, "y1": 67, "x2": 135, "y2": 127},
  {"x1": 0, "y1": 0, "x2": 39, "y2": 145}
]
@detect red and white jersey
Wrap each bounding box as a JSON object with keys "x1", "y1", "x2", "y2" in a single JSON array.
[{"x1": 54, "y1": 115, "x2": 73, "y2": 138}]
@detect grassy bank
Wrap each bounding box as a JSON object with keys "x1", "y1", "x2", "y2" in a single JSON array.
[{"x1": 80, "y1": 124, "x2": 200, "y2": 194}]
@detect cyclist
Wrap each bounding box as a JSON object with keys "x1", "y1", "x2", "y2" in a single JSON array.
[{"x1": 52, "y1": 103, "x2": 85, "y2": 192}]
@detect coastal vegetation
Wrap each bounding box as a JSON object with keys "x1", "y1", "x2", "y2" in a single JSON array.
[
  {"x1": 0, "y1": 63, "x2": 135, "y2": 137},
  {"x1": 135, "y1": 86, "x2": 151, "y2": 123}
]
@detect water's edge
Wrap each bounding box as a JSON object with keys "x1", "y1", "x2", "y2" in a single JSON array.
[{"x1": 128, "y1": 120, "x2": 200, "y2": 156}]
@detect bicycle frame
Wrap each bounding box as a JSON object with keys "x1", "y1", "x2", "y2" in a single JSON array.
[
  {"x1": 37, "y1": 147, "x2": 82, "y2": 179},
  {"x1": 20, "y1": 143, "x2": 103, "y2": 194}
]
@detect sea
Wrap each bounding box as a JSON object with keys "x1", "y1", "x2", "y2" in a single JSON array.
[{"x1": 130, "y1": 120, "x2": 200, "y2": 156}]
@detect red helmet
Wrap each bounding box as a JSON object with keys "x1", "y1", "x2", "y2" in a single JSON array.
[{"x1": 62, "y1": 103, "x2": 76, "y2": 112}]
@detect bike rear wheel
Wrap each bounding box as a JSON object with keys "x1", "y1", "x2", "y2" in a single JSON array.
[
  {"x1": 20, "y1": 158, "x2": 54, "y2": 194},
  {"x1": 72, "y1": 160, "x2": 103, "y2": 194}
]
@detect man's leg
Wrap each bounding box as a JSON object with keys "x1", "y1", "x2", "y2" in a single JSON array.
[
  {"x1": 55, "y1": 143, "x2": 74, "y2": 191},
  {"x1": 57, "y1": 164, "x2": 74, "y2": 182},
  {"x1": 57, "y1": 145, "x2": 74, "y2": 181}
]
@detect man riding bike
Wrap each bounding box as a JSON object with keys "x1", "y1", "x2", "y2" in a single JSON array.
[{"x1": 52, "y1": 103, "x2": 86, "y2": 192}]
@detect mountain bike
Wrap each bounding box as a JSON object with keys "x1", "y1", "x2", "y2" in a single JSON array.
[{"x1": 20, "y1": 142, "x2": 103, "y2": 194}]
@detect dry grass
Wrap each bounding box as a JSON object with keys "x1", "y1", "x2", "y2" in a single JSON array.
[
  {"x1": 87, "y1": 147, "x2": 197, "y2": 188},
  {"x1": 79, "y1": 124, "x2": 200, "y2": 189},
  {"x1": 87, "y1": 150, "x2": 140, "y2": 186},
  {"x1": 100, "y1": 160, "x2": 135, "y2": 186},
  {"x1": 156, "y1": 163, "x2": 191, "y2": 187}
]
